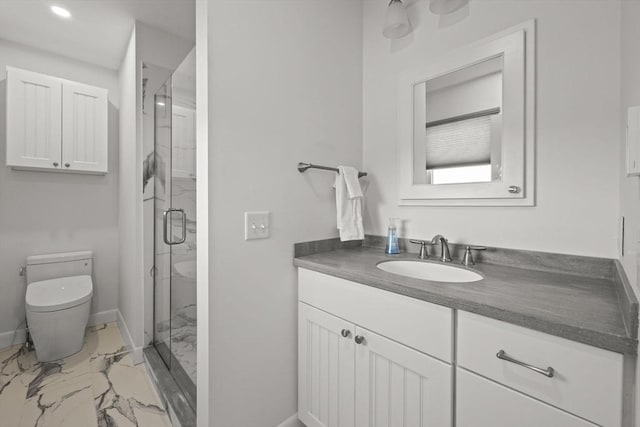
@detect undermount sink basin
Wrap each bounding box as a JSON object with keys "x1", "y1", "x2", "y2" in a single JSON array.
[{"x1": 376, "y1": 260, "x2": 483, "y2": 283}]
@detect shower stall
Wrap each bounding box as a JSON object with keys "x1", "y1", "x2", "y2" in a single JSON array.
[{"x1": 146, "y1": 49, "x2": 197, "y2": 414}]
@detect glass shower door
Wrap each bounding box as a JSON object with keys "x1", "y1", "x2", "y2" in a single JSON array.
[
  {"x1": 154, "y1": 80, "x2": 173, "y2": 369},
  {"x1": 153, "y1": 49, "x2": 197, "y2": 409}
]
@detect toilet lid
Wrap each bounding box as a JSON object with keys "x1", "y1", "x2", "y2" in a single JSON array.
[{"x1": 26, "y1": 275, "x2": 93, "y2": 312}]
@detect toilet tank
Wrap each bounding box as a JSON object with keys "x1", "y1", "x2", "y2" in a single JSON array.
[{"x1": 26, "y1": 251, "x2": 93, "y2": 284}]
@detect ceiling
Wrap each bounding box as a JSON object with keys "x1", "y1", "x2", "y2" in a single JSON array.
[{"x1": 0, "y1": 0, "x2": 195, "y2": 70}]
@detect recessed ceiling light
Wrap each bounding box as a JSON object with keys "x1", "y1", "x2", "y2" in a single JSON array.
[{"x1": 50, "y1": 5, "x2": 72, "y2": 19}]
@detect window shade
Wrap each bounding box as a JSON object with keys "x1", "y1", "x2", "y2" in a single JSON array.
[{"x1": 425, "y1": 115, "x2": 492, "y2": 169}]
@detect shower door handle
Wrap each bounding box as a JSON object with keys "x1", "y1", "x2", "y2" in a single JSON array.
[{"x1": 163, "y1": 208, "x2": 187, "y2": 245}]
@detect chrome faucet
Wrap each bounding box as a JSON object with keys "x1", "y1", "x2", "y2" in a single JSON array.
[{"x1": 431, "y1": 235, "x2": 452, "y2": 262}]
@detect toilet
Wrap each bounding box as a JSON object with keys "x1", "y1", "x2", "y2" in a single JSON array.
[{"x1": 25, "y1": 251, "x2": 94, "y2": 362}]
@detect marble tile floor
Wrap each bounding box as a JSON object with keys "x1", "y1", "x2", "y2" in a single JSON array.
[{"x1": 0, "y1": 322, "x2": 172, "y2": 427}]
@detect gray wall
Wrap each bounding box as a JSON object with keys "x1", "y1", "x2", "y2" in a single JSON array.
[
  {"x1": 362, "y1": 0, "x2": 621, "y2": 258},
  {"x1": 204, "y1": 0, "x2": 364, "y2": 425},
  {"x1": 0, "y1": 39, "x2": 120, "y2": 341}
]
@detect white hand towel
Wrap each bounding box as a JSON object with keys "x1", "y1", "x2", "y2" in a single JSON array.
[{"x1": 335, "y1": 166, "x2": 364, "y2": 241}]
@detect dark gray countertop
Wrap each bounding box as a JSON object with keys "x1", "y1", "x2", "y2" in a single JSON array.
[{"x1": 294, "y1": 246, "x2": 638, "y2": 355}]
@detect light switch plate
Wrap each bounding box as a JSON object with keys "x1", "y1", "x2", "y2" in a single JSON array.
[{"x1": 245, "y1": 211, "x2": 270, "y2": 240}]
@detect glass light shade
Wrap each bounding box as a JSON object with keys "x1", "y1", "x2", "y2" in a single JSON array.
[
  {"x1": 429, "y1": 0, "x2": 470, "y2": 15},
  {"x1": 383, "y1": 0, "x2": 411, "y2": 39}
]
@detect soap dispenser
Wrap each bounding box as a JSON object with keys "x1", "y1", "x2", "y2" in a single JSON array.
[{"x1": 385, "y1": 218, "x2": 400, "y2": 255}]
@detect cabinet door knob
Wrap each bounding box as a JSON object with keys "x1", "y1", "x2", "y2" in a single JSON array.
[
  {"x1": 340, "y1": 329, "x2": 350, "y2": 338},
  {"x1": 65, "y1": 163, "x2": 70, "y2": 168},
  {"x1": 354, "y1": 335, "x2": 365, "y2": 344},
  {"x1": 53, "y1": 162, "x2": 59, "y2": 167}
]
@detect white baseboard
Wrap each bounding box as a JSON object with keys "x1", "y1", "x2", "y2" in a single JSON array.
[
  {"x1": 116, "y1": 309, "x2": 144, "y2": 365},
  {"x1": 0, "y1": 308, "x2": 120, "y2": 351},
  {"x1": 0, "y1": 327, "x2": 26, "y2": 351},
  {"x1": 277, "y1": 414, "x2": 303, "y2": 427},
  {"x1": 88, "y1": 309, "x2": 118, "y2": 327}
]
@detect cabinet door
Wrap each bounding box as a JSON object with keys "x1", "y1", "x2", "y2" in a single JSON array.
[
  {"x1": 299, "y1": 303, "x2": 355, "y2": 427},
  {"x1": 62, "y1": 81, "x2": 108, "y2": 173},
  {"x1": 6, "y1": 67, "x2": 62, "y2": 170},
  {"x1": 354, "y1": 327, "x2": 452, "y2": 427},
  {"x1": 172, "y1": 105, "x2": 196, "y2": 178},
  {"x1": 457, "y1": 369, "x2": 597, "y2": 427}
]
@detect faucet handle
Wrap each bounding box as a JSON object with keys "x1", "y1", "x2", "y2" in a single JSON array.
[
  {"x1": 462, "y1": 245, "x2": 486, "y2": 266},
  {"x1": 409, "y1": 240, "x2": 432, "y2": 259}
]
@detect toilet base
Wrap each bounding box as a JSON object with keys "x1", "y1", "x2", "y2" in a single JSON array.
[{"x1": 26, "y1": 300, "x2": 91, "y2": 362}]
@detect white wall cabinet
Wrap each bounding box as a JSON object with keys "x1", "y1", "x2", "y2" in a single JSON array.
[
  {"x1": 6, "y1": 66, "x2": 108, "y2": 174},
  {"x1": 6, "y1": 67, "x2": 62, "y2": 170}
]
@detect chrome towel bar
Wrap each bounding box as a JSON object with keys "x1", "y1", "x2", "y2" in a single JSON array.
[{"x1": 297, "y1": 162, "x2": 367, "y2": 178}]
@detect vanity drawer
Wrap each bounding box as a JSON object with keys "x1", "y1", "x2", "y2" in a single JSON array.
[
  {"x1": 457, "y1": 311, "x2": 623, "y2": 427},
  {"x1": 456, "y1": 368, "x2": 598, "y2": 427},
  {"x1": 298, "y1": 268, "x2": 453, "y2": 362}
]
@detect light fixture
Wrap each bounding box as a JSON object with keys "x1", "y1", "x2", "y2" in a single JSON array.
[
  {"x1": 383, "y1": 0, "x2": 411, "y2": 40},
  {"x1": 50, "y1": 5, "x2": 72, "y2": 19},
  {"x1": 157, "y1": 101, "x2": 165, "y2": 107},
  {"x1": 429, "y1": 0, "x2": 469, "y2": 15}
]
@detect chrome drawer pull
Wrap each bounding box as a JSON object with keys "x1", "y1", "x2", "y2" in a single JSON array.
[{"x1": 496, "y1": 350, "x2": 555, "y2": 378}]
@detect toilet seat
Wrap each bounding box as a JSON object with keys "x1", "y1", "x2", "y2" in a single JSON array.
[{"x1": 26, "y1": 275, "x2": 93, "y2": 312}]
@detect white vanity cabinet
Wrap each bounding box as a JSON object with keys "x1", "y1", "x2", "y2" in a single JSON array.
[
  {"x1": 298, "y1": 303, "x2": 355, "y2": 427},
  {"x1": 6, "y1": 66, "x2": 108, "y2": 174},
  {"x1": 457, "y1": 311, "x2": 624, "y2": 427},
  {"x1": 298, "y1": 269, "x2": 453, "y2": 427},
  {"x1": 297, "y1": 268, "x2": 628, "y2": 427},
  {"x1": 456, "y1": 369, "x2": 598, "y2": 427},
  {"x1": 353, "y1": 326, "x2": 452, "y2": 427}
]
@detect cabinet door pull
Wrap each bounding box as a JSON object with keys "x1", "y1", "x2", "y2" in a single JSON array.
[
  {"x1": 340, "y1": 329, "x2": 350, "y2": 338},
  {"x1": 354, "y1": 335, "x2": 365, "y2": 345},
  {"x1": 496, "y1": 350, "x2": 555, "y2": 378},
  {"x1": 53, "y1": 162, "x2": 59, "y2": 167}
]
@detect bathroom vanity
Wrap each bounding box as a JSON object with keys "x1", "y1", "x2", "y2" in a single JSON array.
[{"x1": 294, "y1": 242, "x2": 637, "y2": 427}]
